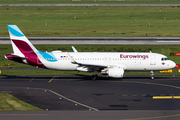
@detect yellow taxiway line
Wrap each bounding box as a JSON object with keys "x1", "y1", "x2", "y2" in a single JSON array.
[
  {"x1": 153, "y1": 96, "x2": 180, "y2": 99},
  {"x1": 48, "y1": 77, "x2": 55, "y2": 83}
]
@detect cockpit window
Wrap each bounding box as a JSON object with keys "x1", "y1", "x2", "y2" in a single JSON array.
[{"x1": 161, "y1": 58, "x2": 169, "y2": 61}]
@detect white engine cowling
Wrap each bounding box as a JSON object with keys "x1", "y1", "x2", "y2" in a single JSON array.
[{"x1": 108, "y1": 68, "x2": 124, "y2": 78}]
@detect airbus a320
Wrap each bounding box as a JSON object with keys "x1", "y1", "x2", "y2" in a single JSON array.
[{"x1": 5, "y1": 25, "x2": 176, "y2": 80}]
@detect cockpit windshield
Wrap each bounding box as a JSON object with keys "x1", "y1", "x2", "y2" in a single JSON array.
[{"x1": 161, "y1": 58, "x2": 170, "y2": 61}]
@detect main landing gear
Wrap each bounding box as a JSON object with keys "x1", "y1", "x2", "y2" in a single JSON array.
[
  {"x1": 92, "y1": 74, "x2": 98, "y2": 81},
  {"x1": 150, "y1": 71, "x2": 154, "y2": 80},
  {"x1": 92, "y1": 71, "x2": 99, "y2": 80}
]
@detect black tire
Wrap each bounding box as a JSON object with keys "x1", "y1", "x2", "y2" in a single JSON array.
[
  {"x1": 92, "y1": 74, "x2": 98, "y2": 81},
  {"x1": 151, "y1": 76, "x2": 154, "y2": 80}
]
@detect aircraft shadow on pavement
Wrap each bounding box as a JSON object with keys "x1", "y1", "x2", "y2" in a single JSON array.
[{"x1": 0, "y1": 75, "x2": 173, "y2": 81}]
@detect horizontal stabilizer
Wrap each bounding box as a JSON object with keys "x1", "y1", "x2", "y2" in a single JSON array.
[{"x1": 5, "y1": 54, "x2": 26, "y2": 60}]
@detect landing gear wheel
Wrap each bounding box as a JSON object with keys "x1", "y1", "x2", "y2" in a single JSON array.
[
  {"x1": 150, "y1": 71, "x2": 154, "y2": 80},
  {"x1": 92, "y1": 74, "x2": 98, "y2": 81}
]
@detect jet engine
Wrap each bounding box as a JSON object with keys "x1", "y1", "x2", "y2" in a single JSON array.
[{"x1": 101, "y1": 67, "x2": 124, "y2": 78}]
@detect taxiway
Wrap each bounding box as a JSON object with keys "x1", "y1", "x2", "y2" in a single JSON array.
[
  {"x1": 0, "y1": 75, "x2": 180, "y2": 120},
  {"x1": 1, "y1": 37, "x2": 180, "y2": 45}
]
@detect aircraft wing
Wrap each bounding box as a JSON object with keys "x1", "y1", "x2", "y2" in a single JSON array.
[
  {"x1": 66, "y1": 52, "x2": 113, "y2": 68},
  {"x1": 76, "y1": 62, "x2": 107, "y2": 67}
]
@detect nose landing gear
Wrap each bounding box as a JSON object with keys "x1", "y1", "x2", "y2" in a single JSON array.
[{"x1": 150, "y1": 71, "x2": 154, "y2": 80}]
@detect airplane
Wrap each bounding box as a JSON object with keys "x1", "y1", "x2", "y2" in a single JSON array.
[{"x1": 5, "y1": 25, "x2": 176, "y2": 80}]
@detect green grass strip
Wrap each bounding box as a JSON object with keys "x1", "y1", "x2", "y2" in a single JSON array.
[
  {"x1": 0, "y1": 0, "x2": 179, "y2": 4},
  {"x1": 1, "y1": 6, "x2": 180, "y2": 37},
  {"x1": 0, "y1": 93, "x2": 43, "y2": 111},
  {"x1": 0, "y1": 69, "x2": 179, "y2": 76}
]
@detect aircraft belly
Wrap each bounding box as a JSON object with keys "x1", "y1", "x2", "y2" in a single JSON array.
[
  {"x1": 58, "y1": 62, "x2": 77, "y2": 71},
  {"x1": 41, "y1": 60, "x2": 76, "y2": 71}
]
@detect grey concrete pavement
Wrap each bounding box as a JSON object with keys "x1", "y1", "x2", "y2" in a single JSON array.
[
  {"x1": 1, "y1": 37, "x2": 180, "y2": 45},
  {"x1": 1, "y1": 75, "x2": 180, "y2": 119}
]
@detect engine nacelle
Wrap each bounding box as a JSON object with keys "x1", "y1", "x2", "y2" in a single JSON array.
[{"x1": 108, "y1": 68, "x2": 124, "y2": 78}]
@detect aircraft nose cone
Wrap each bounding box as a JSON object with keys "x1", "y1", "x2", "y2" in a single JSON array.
[
  {"x1": 172, "y1": 61, "x2": 176, "y2": 68},
  {"x1": 168, "y1": 61, "x2": 176, "y2": 68}
]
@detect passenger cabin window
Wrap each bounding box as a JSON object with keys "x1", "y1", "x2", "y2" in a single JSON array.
[{"x1": 161, "y1": 58, "x2": 169, "y2": 61}]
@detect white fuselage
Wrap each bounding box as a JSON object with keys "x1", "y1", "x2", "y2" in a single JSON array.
[{"x1": 38, "y1": 52, "x2": 175, "y2": 72}]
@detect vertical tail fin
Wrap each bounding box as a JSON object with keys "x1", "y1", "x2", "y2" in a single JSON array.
[
  {"x1": 7, "y1": 25, "x2": 37, "y2": 55},
  {"x1": 7, "y1": 25, "x2": 46, "y2": 68}
]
